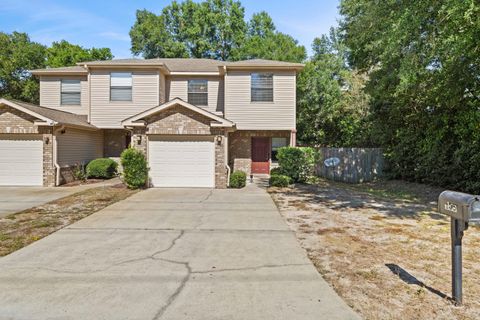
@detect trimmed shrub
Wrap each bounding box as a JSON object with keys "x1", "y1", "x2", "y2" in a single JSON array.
[
  {"x1": 277, "y1": 146, "x2": 317, "y2": 183},
  {"x1": 86, "y1": 158, "x2": 118, "y2": 179},
  {"x1": 229, "y1": 170, "x2": 247, "y2": 188},
  {"x1": 269, "y1": 174, "x2": 291, "y2": 187},
  {"x1": 269, "y1": 167, "x2": 284, "y2": 176},
  {"x1": 120, "y1": 148, "x2": 148, "y2": 189}
]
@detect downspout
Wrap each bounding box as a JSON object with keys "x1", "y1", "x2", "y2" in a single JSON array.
[
  {"x1": 53, "y1": 125, "x2": 65, "y2": 186},
  {"x1": 224, "y1": 130, "x2": 230, "y2": 187}
]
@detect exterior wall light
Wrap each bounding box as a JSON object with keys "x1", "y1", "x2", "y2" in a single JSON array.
[{"x1": 216, "y1": 135, "x2": 222, "y2": 145}]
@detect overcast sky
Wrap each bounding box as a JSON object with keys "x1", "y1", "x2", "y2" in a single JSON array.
[{"x1": 0, "y1": 0, "x2": 340, "y2": 58}]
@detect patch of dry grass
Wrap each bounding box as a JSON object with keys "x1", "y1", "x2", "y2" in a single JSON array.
[
  {"x1": 0, "y1": 184, "x2": 138, "y2": 257},
  {"x1": 268, "y1": 179, "x2": 480, "y2": 320}
]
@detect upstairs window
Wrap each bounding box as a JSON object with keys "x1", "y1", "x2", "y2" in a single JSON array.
[
  {"x1": 251, "y1": 73, "x2": 273, "y2": 102},
  {"x1": 61, "y1": 80, "x2": 81, "y2": 105},
  {"x1": 110, "y1": 72, "x2": 132, "y2": 101},
  {"x1": 188, "y1": 80, "x2": 208, "y2": 106}
]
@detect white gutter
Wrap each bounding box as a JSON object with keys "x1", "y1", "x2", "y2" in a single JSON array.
[{"x1": 53, "y1": 125, "x2": 65, "y2": 186}]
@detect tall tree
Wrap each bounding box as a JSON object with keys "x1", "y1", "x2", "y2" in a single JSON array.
[
  {"x1": 296, "y1": 28, "x2": 370, "y2": 146},
  {"x1": 130, "y1": 1, "x2": 305, "y2": 62},
  {"x1": 46, "y1": 40, "x2": 113, "y2": 67},
  {"x1": 0, "y1": 32, "x2": 46, "y2": 103},
  {"x1": 340, "y1": 0, "x2": 480, "y2": 192},
  {"x1": 130, "y1": 0, "x2": 246, "y2": 60},
  {"x1": 232, "y1": 12, "x2": 306, "y2": 62}
]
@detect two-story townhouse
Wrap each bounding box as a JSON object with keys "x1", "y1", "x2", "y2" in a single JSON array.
[{"x1": 0, "y1": 58, "x2": 304, "y2": 188}]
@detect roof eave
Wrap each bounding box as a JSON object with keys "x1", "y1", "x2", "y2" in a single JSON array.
[
  {"x1": 31, "y1": 70, "x2": 88, "y2": 76},
  {"x1": 225, "y1": 65, "x2": 304, "y2": 71}
]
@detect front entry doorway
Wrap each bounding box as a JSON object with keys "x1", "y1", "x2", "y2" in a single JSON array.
[{"x1": 251, "y1": 137, "x2": 270, "y2": 174}]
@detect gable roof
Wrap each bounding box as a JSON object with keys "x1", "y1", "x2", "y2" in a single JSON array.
[
  {"x1": 122, "y1": 98, "x2": 235, "y2": 128},
  {"x1": 0, "y1": 98, "x2": 98, "y2": 130},
  {"x1": 31, "y1": 58, "x2": 304, "y2": 75}
]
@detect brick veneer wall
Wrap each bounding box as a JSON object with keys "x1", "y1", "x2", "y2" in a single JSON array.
[
  {"x1": 130, "y1": 105, "x2": 228, "y2": 188},
  {"x1": 228, "y1": 130, "x2": 291, "y2": 175},
  {"x1": 146, "y1": 106, "x2": 211, "y2": 135},
  {"x1": 0, "y1": 105, "x2": 55, "y2": 186}
]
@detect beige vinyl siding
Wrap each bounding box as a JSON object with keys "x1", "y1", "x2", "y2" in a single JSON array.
[
  {"x1": 224, "y1": 70, "x2": 296, "y2": 130},
  {"x1": 39, "y1": 76, "x2": 89, "y2": 115},
  {"x1": 159, "y1": 72, "x2": 166, "y2": 104},
  {"x1": 166, "y1": 76, "x2": 224, "y2": 115},
  {"x1": 90, "y1": 70, "x2": 159, "y2": 128},
  {"x1": 57, "y1": 128, "x2": 103, "y2": 166}
]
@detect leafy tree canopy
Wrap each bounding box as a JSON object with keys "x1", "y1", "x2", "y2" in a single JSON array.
[
  {"x1": 296, "y1": 27, "x2": 371, "y2": 147},
  {"x1": 0, "y1": 32, "x2": 46, "y2": 103},
  {"x1": 340, "y1": 0, "x2": 480, "y2": 192},
  {"x1": 130, "y1": 1, "x2": 306, "y2": 62},
  {"x1": 0, "y1": 32, "x2": 113, "y2": 103},
  {"x1": 46, "y1": 40, "x2": 113, "y2": 67}
]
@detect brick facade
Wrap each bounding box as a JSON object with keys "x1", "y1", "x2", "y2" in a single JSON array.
[{"x1": 228, "y1": 130, "x2": 291, "y2": 175}]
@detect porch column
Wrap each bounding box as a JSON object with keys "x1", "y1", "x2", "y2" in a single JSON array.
[{"x1": 290, "y1": 129, "x2": 297, "y2": 147}]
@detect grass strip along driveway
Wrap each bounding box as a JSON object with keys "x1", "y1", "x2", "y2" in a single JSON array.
[
  {"x1": 269, "y1": 179, "x2": 480, "y2": 320},
  {"x1": 0, "y1": 184, "x2": 138, "y2": 256}
]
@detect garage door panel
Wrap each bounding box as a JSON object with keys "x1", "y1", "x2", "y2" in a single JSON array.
[
  {"x1": 0, "y1": 135, "x2": 43, "y2": 186},
  {"x1": 148, "y1": 136, "x2": 215, "y2": 188}
]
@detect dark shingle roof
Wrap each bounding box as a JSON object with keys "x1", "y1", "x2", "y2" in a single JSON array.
[{"x1": 2, "y1": 99, "x2": 97, "y2": 129}]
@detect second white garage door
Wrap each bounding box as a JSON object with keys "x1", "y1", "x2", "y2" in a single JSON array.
[
  {"x1": 0, "y1": 134, "x2": 43, "y2": 186},
  {"x1": 148, "y1": 136, "x2": 215, "y2": 188}
]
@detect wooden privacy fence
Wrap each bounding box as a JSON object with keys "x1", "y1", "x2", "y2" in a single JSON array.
[{"x1": 316, "y1": 148, "x2": 384, "y2": 183}]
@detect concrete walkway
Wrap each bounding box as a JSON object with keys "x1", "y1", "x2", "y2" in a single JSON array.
[
  {"x1": 0, "y1": 178, "x2": 121, "y2": 218},
  {"x1": 0, "y1": 184, "x2": 359, "y2": 320}
]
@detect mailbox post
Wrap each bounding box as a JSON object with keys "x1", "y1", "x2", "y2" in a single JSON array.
[{"x1": 438, "y1": 191, "x2": 480, "y2": 305}]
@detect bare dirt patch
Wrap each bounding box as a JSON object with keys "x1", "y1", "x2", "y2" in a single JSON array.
[
  {"x1": 269, "y1": 179, "x2": 480, "y2": 320},
  {"x1": 0, "y1": 184, "x2": 138, "y2": 256}
]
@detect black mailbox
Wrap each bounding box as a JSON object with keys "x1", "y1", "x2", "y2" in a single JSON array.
[
  {"x1": 438, "y1": 191, "x2": 480, "y2": 223},
  {"x1": 438, "y1": 190, "x2": 480, "y2": 305}
]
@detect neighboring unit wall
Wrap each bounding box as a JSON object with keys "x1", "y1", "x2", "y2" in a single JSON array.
[
  {"x1": 229, "y1": 130, "x2": 290, "y2": 174},
  {"x1": 56, "y1": 128, "x2": 103, "y2": 184},
  {"x1": 166, "y1": 76, "x2": 224, "y2": 115},
  {"x1": 90, "y1": 70, "x2": 160, "y2": 128},
  {"x1": 224, "y1": 70, "x2": 296, "y2": 130},
  {"x1": 0, "y1": 104, "x2": 55, "y2": 186},
  {"x1": 39, "y1": 76, "x2": 89, "y2": 115}
]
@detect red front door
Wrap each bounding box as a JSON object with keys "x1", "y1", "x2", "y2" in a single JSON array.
[{"x1": 251, "y1": 137, "x2": 270, "y2": 174}]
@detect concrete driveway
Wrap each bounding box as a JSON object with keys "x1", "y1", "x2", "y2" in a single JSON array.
[
  {"x1": 0, "y1": 184, "x2": 359, "y2": 320},
  {"x1": 0, "y1": 179, "x2": 120, "y2": 218}
]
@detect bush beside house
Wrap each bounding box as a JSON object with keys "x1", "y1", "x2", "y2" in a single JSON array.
[
  {"x1": 275, "y1": 146, "x2": 317, "y2": 183},
  {"x1": 120, "y1": 148, "x2": 148, "y2": 189},
  {"x1": 269, "y1": 174, "x2": 291, "y2": 187},
  {"x1": 229, "y1": 171, "x2": 247, "y2": 188},
  {"x1": 86, "y1": 158, "x2": 118, "y2": 179}
]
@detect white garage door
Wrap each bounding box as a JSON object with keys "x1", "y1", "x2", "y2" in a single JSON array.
[
  {"x1": 148, "y1": 136, "x2": 215, "y2": 188},
  {"x1": 0, "y1": 135, "x2": 43, "y2": 186}
]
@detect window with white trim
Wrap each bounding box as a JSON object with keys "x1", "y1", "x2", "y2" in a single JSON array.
[
  {"x1": 188, "y1": 80, "x2": 208, "y2": 106},
  {"x1": 271, "y1": 137, "x2": 288, "y2": 162},
  {"x1": 110, "y1": 72, "x2": 132, "y2": 101},
  {"x1": 61, "y1": 79, "x2": 81, "y2": 105},
  {"x1": 251, "y1": 73, "x2": 273, "y2": 102}
]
